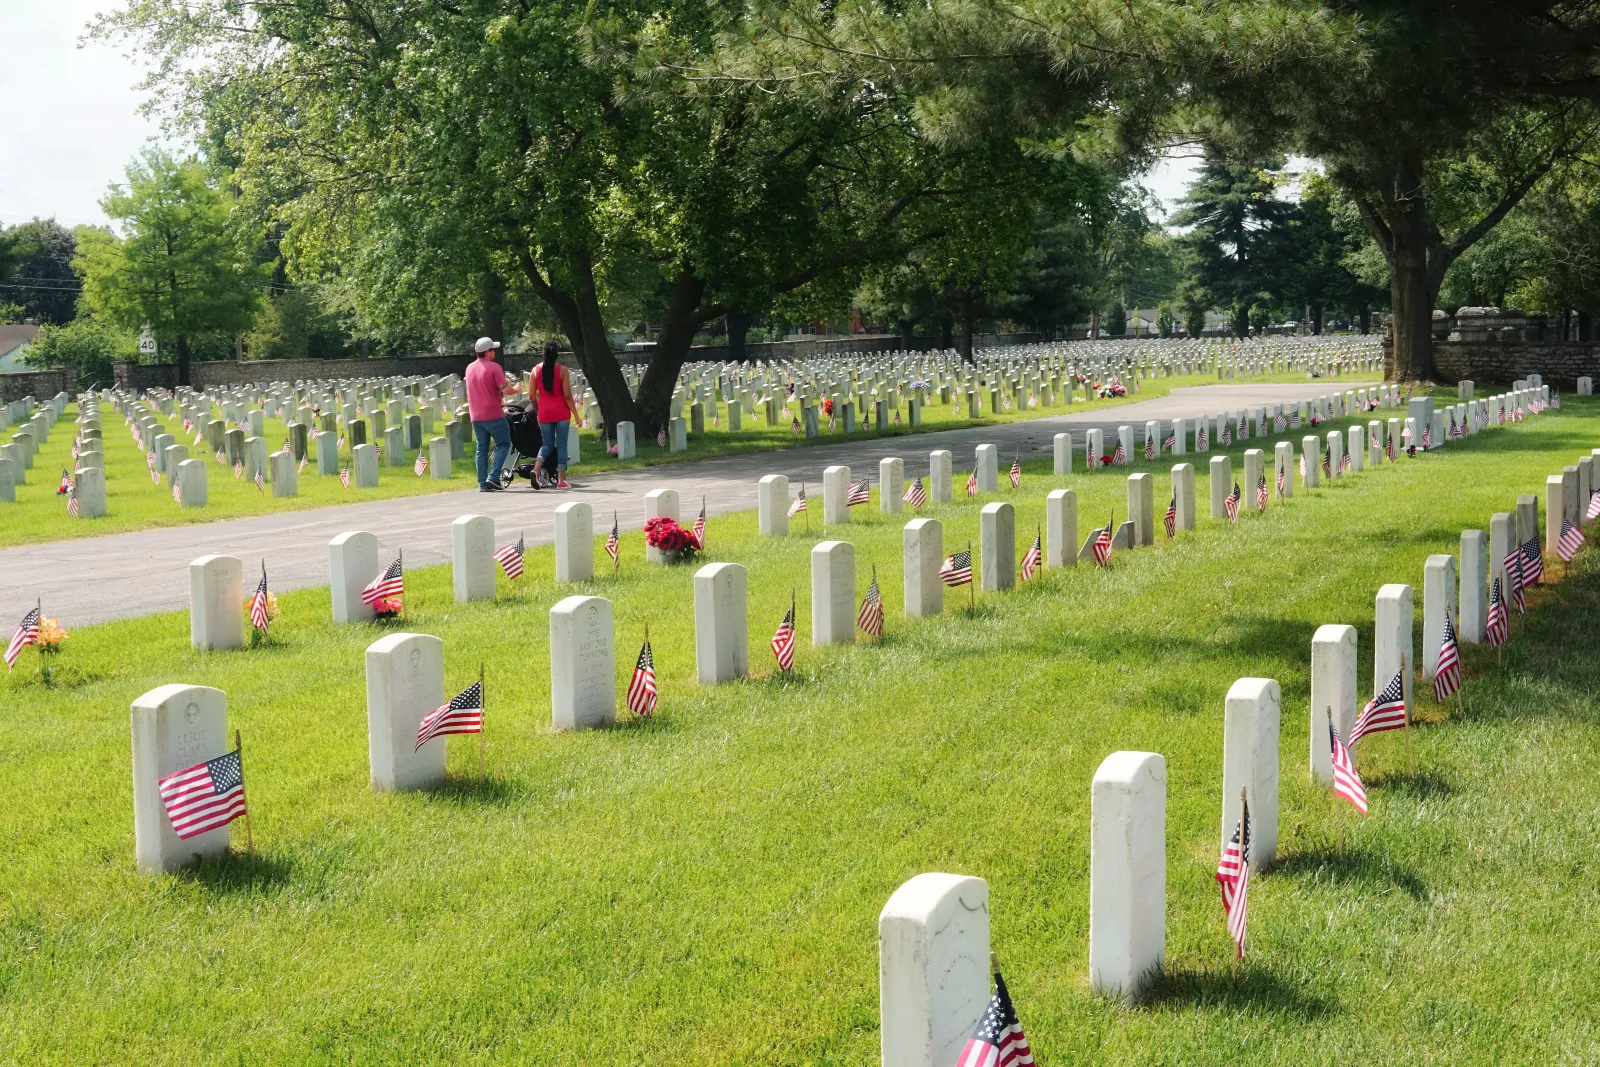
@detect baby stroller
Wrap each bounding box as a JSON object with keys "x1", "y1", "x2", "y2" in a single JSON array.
[{"x1": 499, "y1": 400, "x2": 558, "y2": 489}]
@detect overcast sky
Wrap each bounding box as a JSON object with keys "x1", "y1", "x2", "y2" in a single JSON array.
[
  {"x1": 0, "y1": 2, "x2": 165, "y2": 229},
  {"x1": 0, "y1": 2, "x2": 1199, "y2": 230}
]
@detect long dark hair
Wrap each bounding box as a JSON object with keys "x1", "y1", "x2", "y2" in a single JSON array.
[{"x1": 540, "y1": 340, "x2": 560, "y2": 393}]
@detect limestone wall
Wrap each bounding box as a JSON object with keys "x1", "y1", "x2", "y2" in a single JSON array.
[
  {"x1": 0, "y1": 367, "x2": 73, "y2": 404},
  {"x1": 1432, "y1": 341, "x2": 1600, "y2": 389}
]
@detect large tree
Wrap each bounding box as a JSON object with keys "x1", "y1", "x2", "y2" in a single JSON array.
[
  {"x1": 105, "y1": 0, "x2": 1072, "y2": 433},
  {"x1": 0, "y1": 220, "x2": 80, "y2": 325},
  {"x1": 76, "y1": 150, "x2": 264, "y2": 385}
]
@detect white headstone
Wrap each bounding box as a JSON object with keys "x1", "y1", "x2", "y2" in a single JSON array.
[
  {"x1": 823, "y1": 465, "x2": 852, "y2": 525},
  {"x1": 269, "y1": 450, "x2": 297, "y2": 497},
  {"x1": 1516, "y1": 493, "x2": 1539, "y2": 547},
  {"x1": 428, "y1": 436, "x2": 452, "y2": 479},
  {"x1": 1209, "y1": 455, "x2": 1231, "y2": 519},
  {"x1": 979, "y1": 502, "x2": 1014, "y2": 591},
  {"x1": 1310, "y1": 625, "x2": 1358, "y2": 781},
  {"x1": 644, "y1": 488, "x2": 681, "y2": 563},
  {"x1": 131, "y1": 683, "x2": 231, "y2": 874},
  {"x1": 880, "y1": 456, "x2": 905, "y2": 514},
  {"x1": 1089, "y1": 750, "x2": 1166, "y2": 1002},
  {"x1": 811, "y1": 540, "x2": 856, "y2": 646},
  {"x1": 189, "y1": 554, "x2": 244, "y2": 651},
  {"x1": 1422, "y1": 554, "x2": 1458, "y2": 681},
  {"x1": 352, "y1": 442, "x2": 379, "y2": 488},
  {"x1": 929, "y1": 450, "x2": 953, "y2": 503},
  {"x1": 1221, "y1": 677, "x2": 1280, "y2": 871},
  {"x1": 878, "y1": 873, "x2": 990, "y2": 1067},
  {"x1": 73, "y1": 465, "x2": 105, "y2": 517},
  {"x1": 329, "y1": 531, "x2": 380, "y2": 624},
  {"x1": 615, "y1": 420, "x2": 636, "y2": 459},
  {"x1": 1053, "y1": 432, "x2": 1073, "y2": 475},
  {"x1": 903, "y1": 518, "x2": 943, "y2": 618},
  {"x1": 1047, "y1": 488, "x2": 1077, "y2": 568},
  {"x1": 758, "y1": 474, "x2": 790, "y2": 536},
  {"x1": 450, "y1": 514, "x2": 497, "y2": 601},
  {"x1": 1085, "y1": 428, "x2": 1103, "y2": 469},
  {"x1": 1274, "y1": 441, "x2": 1294, "y2": 498},
  {"x1": 1347, "y1": 426, "x2": 1365, "y2": 472},
  {"x1": 975, "y1": 443, "x2": 998, "y2": 492},
  {"x1": 1375, "y1": 584, "x2": 1415, "y2": 710},
  {"x1": 694, "y1": 562, "x2": 748, "y2": 684},
  {"x1": 1169, "y1": 417, "x2": 1186, "y2": 455},
  {"x1": 550, "y1": 595, "x2": 615, "y2": 729},
  {"x1": 550, "y1": 501, "x2": 593, "y2": 583},
  {"x1": 364, "y1": 632, "x2": 447, "y2": 791},
  {"x1": 1127, "y1": 472, "x2": 1153, "y2": 545}
]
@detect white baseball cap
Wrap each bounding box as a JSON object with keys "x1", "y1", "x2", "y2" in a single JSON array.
[{"x1": 474, "y1": 337, "x2": 502, "y2": 354}]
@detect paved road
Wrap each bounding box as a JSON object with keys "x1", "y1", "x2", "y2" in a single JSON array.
[{"x1": 3, "y1": 379, "x2": 1374, "y2": 626}]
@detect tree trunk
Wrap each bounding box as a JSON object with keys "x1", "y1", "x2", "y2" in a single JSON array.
[
  {"x1": 897, "y1": 317, "x2": 914, "y2": 348},
  {"x1": 632, "y1": 271, "x2": 708, "y2": 435},
  {"x1": 176, "y1": 335, "x2": 191, "y2": 387},
  {"x1": 1089, "y1": 307, "x2": 1100, "y2": 339},
  {"x1": 479, "y1": 271, "x2": 507, "y2": 343},
  {"x1": 1581, "y1": 312, "x2": 1594, "y2": 343},
  {"x1": 1312, "y1": 303, "x2": 1324, "y2": 335},
  {"x1": 939, "y1": 315, "x2": 952, "y2": 350},
  {"x1": 1359, "y1": 301, "x2": 1371, "y2": 335},
  {"x1": 960, "y1": 294, "x2": 975, "y2": 363},
  {"x1": 725, "y1": 308, "x2": 752, "y2": 362},
  {"x1": 1231, "y1": 304, "x2": 1250, "y2": 339}
]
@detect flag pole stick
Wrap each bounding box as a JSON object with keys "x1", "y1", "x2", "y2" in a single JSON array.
[
  {"x1": 1329, "y1": 707, "x2": 1342, "y2": 855},
  {"x1": 1450, "y1": 606, "x2": 1466, "y2": 716},
  {"x1": 235, "y1": 727, "x2": 255, "y2": 866},
  {"x1": 1234, "y1": 786, "x2": 1247, "y2": 976},
  {"x1": 478, "y1": 661, "x2": 485, "y2": 778},
  {"x1": 804, "y1": 483, "x2": 810, "y2": 533},
  {"x1": 968, "y1": 541, "x2": 975, "y2": 613},
  {"x1": 1403, "y1": 649, "x2": 1413, "y2": 776}
]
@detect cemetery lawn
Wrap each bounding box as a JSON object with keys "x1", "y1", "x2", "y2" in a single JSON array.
[
  {"x1": 4, "y1": 399, "x2": 1594, "y2": 1065},
  {"x1": 4, "y1": 368, "x2": 1320, "y2": 549}
]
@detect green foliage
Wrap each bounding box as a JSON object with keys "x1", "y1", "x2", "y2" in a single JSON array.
[
  {"x1": 0, "y1": 219, "x2": 79, "y2": 325},
  {"x1": 75, "y1": 150, "x2": 264, "y2": 381},
  {"x1": 1156, "y1": 302, "x2": 1175, "y2": 337},
  {"x1": 20, "y1": 316, "x2": 137, "y2": 386},
  {"x1": 1171, "y1": 151, "x2": 1294, "y2": 335}
]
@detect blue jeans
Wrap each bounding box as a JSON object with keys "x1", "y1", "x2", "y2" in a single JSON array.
[
  {"x1": 473, "y1": 417, "x2": 510, "y2": 486},
  {"x1": 539, "y1": 419, "x2": 570, "y2": 472}
]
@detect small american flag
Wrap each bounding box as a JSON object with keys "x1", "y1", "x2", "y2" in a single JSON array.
[
  {"x1": 340, "y1": 466, "x2": 350, "y2": 489},
  {"x1": 939, "y1": 549, "x2": 973, "y2": 587},
  {"x1": 605, "y1": 516, "x2": 620, "y2": 565},
  {"x1": 847, "y1": 480, "x2": 871, "y2": 506},
  {"x1": 1224, "y1": 482, "x2": 1241, "y2": 523},
  {"x1": 172, "y1": 478, "x2": 182, "y2": 504},
  {"x1": 1340, "y1": 452, "x2": 1351, "y2": 474},
  {"x1": 1274, "y1": 413, "x2": 1287, "y2": 432},
  {"x1": 1289, "y1": 409, "x2": 1301, "y2": 428},
  {"x1": 415, "y1": 681, "x2": 483, "y2": 750},
  {"x1": 1021, "y1": 533, "x2": 1042, "y2": 580},
  {"x1": 1145, "y1": 434, "x2": 1156, "y2": 460},
  {"x1": 692, "y1": 500, "x2": 707, "y2": 547},
  {"x1": 255, "y1": 470, "x2": 266, "y2": 493},
  {"x1": 1256, "y1": 474, "x2": 1268, "y2": 511},
  {"x1": 1557, "y1": 518, "x2": 1586, "y2": 561},
  {"x1": 1433, "y1": 612, "x2": 1462, "y2": 700},
  {"x1": 414, "y1": 453, "x2": 428, "y2": 476},
  {"x1": 1329, "y1": 718, "x2": 1368, "y2": 814},
  {"x1": 1216, "y1": 799, "x2": 1251, "y2": 958},
  {"x1": 493, "y1": 535, "x2": 525, "y2": 579},
  {"x1": 66, "y1": 489, "x2": 79, "y2": 518},
  {"x1": 1587, "y1": 491, "x2": 1600, "y2": 522},
  {"x1": 5, "y1": 607, "x2": 40, "y2": 670},
  {"x1": 954, "y1": 966, "x2": 1033, "y2": 1067},
  {"x1": 361, "y1": 557, "x2": 404, "y2": 607},
  {"x1": 1276, "y1": 465, "x2": 1285, "y2": 498},
  {"x1": 1321, "y1": 451, "x2": 1331, "y2": 479},
  {"x1": 1009, "y1": 456, "x2": 1022, "y2": 486},
  {"x1": 158, "y1": 748, "x2": 248, "y2": 840},
  {"x1": 1486, "y1": 577, "x2": 1510, "y2": 647},
  {"x1": 337, "y1": 435, "x2": 346, "y2": 451},
  {"x1": 57, "y1": 469, "x2": 72, "y2": 495},
  {"x1": 627, "y1": 639, "x2": 657, "y2": 716},
  {"x1": 1298, "y1": 454, "x2": 1307, "y2": 482},
  {"x1": 1350, "y1": 669, "x2": 1407, "y2": 745},
  {"x1": 1371, "y1": 428, "x2": 1382, "y2": 454},
  {"x1": 770, "y1": 605, "x2": 797, "y2": 671},
  {"x1": 1521, "y1": 536, "x2": 1544, "y2": 584},
  {"x1": 790, "y1": 417, "x2": 801, "y2": 435},
  {"x1": 249, "y1": 571, "x2": 271, "y2": 633},
  {"x1": 146, "y1": 449, "x2": 156, "y2": 469},
  {"x1": 857, "y1": 573, "x2": 884, "y2": 637},
  {"x1": 1092, "y1": 515, "x2": 1113, "y2": 566},
  {"x1": 1112, "y1": 443, "x2": 1127, "y2": 465},
  {"x1": 215, "y1": 450, "x2": 226, "y2": 465},
  {"x1": 903, "y1": 476, "x2": 926, "y2": 509},
  {"x1": 1163, "y1": 494, "x2": 1176, "y2": 538},
  {"x1": 1220, "y1": 423, "x2": 1232, "y2": 447},
  {"x1": 1163, "y1": 433, "x2": 1175, "y2": 452},
  {"x1": 1197, "y1": 426, "x2": 1208, "y2": 450},
  {"x1": 1421, "y1": 425, "x2": 1432, "y2": 449},
  {"x1": 1504, "y1": 551, "x2": 1527, "y2": 614},
  {"x1": 234, "y1": 460, "x2": 244, "y2": 480},
  {"x1": 659, "y1": 427, "x2": 670, "y2": 447},
  {"x1": 966, "y1": 469, "x2": 979, "y2": 497},
  {"x1": 298, "y1": 455, "x2": 308, "y2": 473},
  {"x1": 788, "y1": 486, "x2": 808, "y2": 516}
]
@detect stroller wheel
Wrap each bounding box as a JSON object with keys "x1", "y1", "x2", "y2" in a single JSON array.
[{"x1": 498, "y1": 467, "x2": 516, "y2": 488}]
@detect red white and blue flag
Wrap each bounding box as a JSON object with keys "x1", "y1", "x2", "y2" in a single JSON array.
[
  {"x1": 415, "y1": 681, "x2": 483, "y2": 750},
  {"x1": 1433, "y1": 612, "x2": 1462, "y2": 701},
  {"x1": 1486, "y1": 576, "x2": 1510, "y2": 647},
  {"x1": 1351, "y1": 670, "x2": 1407, "y2": 745},
  {"x1": 1216, "y1": 799, "x2": 1252, "y2": 958},
  {"x1": 5, "y1": 607, "x2": 40, "y2": 670},
  {"x1": 1329, "y1": 718, "x2": 1368, "y2": 814},
  {"x1": 1557, "y1": 518, "x2": 1586, "y2": 562},
  {"x1": 158, "y1": 748, "x2": 247, "y2": 840},
  {"x1": 627, "y1": 639, "x2": 657, "y2": 716},
  {"x1": 954, "y1": 966, "x2": 1034, "y2": 1067},
  {"x1": 1021, "y1": 533, "x2": 1042, "y2": 580},
  {"x1": 493, "y1": 535, "x2": 525, "y2": 580}
]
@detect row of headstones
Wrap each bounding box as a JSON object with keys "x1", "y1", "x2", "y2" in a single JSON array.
[{"x1": 0, "y1": 392, "x2": 68, "y2": 501}]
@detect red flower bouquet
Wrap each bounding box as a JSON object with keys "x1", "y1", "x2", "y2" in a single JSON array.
[{"x1": 643, "y1": 517, "x2": 699, "y2": 558}]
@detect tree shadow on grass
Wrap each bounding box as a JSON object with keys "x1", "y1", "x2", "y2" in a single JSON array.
[
  {"x1": 1273, "y1": 847, "x2": 1429, "y2": 900},
  {"x1": 179, "y1": 849, "x2": 296, "y2": 893},
  {"x1": 1139, "y1": 965, "x2": 1333, "y2": 1020},
  {"x1": 1364, "y1": 767, "x2": 1454, "y2": 800}
]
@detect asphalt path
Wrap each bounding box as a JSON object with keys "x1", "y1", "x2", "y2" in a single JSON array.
[{"x1": 2, "y1": 378, "x2": 1375, "y2": 626}]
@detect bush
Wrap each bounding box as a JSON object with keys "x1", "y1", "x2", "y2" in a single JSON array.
[
  {"x1": 1156, "y1": 303, "x2": 1175, "y2": 338},
  {"x1": 21, "y1": 316, "x2": 138, "y2": 387}
]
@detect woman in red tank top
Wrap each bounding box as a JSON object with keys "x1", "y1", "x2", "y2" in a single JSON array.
[{"x1": 534, "y1": 341, "x2": 577, "y2": 488}]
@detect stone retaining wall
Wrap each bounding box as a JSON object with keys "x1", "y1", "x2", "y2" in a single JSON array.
[
  {"x1": 0, "y1": 367, "x2": 72, "y2": 404},
  {"x1": 1430, "y1": 341, "x2": 1600, "y2": 389}
]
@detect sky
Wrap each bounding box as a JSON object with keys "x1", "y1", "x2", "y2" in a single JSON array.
[
  {"x1": 0, "y1": 2, "x2": 1201, "y2": 231},
  {"x1": 0, "y1": 1, "x2": 165, "y2": 230}
]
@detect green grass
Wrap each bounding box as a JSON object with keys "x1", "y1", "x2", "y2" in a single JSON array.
[
  {"x1": 2, "y1": 369, "x2": 1332, "y2": 548},
  {"x1": 3, "y1": 398, "x2": 1592, "y2": 1065}
]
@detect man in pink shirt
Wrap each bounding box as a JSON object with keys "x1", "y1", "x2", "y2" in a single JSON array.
[{"x1": 465, "y1": 337, "x2": 521, "y2": 491}]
